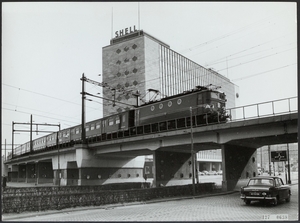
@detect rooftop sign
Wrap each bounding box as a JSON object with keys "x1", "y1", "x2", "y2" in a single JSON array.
[{"x1": 115, "y1": 25, "x2": 137, "y2": 38}]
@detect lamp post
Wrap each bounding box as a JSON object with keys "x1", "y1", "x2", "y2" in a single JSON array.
[
  {"x1": 190, "y1": 107, "x2": 195, "y2": 196},
  {"x1": 287, "y1": 143, "x2": 291, "y2": 184}
]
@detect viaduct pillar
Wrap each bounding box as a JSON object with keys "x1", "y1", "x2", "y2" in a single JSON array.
[
  {"x1": 222, "y1": 144, "x2": 257, "y2": 191},
  {"x1": 153, "y1": 150, "x2": 194, "y2": 187}
]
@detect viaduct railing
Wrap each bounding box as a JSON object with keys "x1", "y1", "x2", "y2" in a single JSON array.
[{"x1": 227, "y1": 96, "x2": 297, "y2": 121}]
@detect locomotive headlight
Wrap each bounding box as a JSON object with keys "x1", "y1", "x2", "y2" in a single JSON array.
[{"x1": 262, "y1": 192, "x2": 267, "y2": 196}]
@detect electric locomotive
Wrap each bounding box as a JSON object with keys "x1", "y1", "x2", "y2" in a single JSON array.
[{"x1": 135, "y1": 85, "x2": 227, "y2": 126}]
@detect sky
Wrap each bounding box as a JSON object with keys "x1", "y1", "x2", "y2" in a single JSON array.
[{"x1": 1, "y1": 2, "x2": 297, "y2": 153}]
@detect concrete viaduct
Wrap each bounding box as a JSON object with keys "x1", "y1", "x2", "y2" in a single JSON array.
[{"x1": 5, "y1": 112, "x2": 298, "y2": 191}]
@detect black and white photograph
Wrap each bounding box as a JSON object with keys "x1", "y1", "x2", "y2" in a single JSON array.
[{"x1": 1, "y1": 2, "x2": 298, "y2": 221}]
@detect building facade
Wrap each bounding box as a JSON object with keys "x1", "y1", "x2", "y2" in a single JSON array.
[
  {"x1": 257, "y1": 143, "x2": 298, "y2": 173},
  {"x1": 102, "y1": 27, "x2": 238, "y2": 175},
  {"x1": 102, "y1": 27, "x2": 237, "y2": 117}
]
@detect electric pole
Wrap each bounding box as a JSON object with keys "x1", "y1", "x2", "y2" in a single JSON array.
[{"x1": 81, "y1": 73, "x2": 87, "y2": 144}]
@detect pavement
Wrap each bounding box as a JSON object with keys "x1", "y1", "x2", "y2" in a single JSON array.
[
  {"x1": 2, "y1": 173, "x2": 298, "y2": 221},
  {"x1": 2, "y1": 189, "x2": 237, "y2": 221}
]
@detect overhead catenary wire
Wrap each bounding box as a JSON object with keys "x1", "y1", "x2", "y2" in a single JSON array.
[{"x1": 179, "y1": 7, "x2": 289, "y2": 54}]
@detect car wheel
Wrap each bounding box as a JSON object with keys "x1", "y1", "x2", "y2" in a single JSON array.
[
  {"x1": 245, "y1": 200, "x2": 251, "y2": 205},
  {"x1": 285, "y1": 193, "x2": 291, "y2": 202}
]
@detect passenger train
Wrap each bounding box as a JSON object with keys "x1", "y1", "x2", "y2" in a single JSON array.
[{"x1": 11, "y1": 86, "x2": 229, "y2": 158}]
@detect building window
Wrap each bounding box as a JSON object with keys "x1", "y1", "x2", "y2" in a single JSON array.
[
  {"x1": 116, "y1": 60, "x2": 121, "y2": 65},
  {"x1": 133, "y1": 68, "x2": 138, "y2": 73},
  {"x1": 124, "y1": 46, "x2": 129, "y2": 51},
  {"x1": 125, "y1": 70, "x2": 129, "y2": 75},
  {"x1": 132, "y1": 44, "x2": 137, "y2": 49},
  {"x1": 132, "y1": 56, "x2": 137, "y2": 61},
  {"x1": 116, "y1": 49, "x2": 121, "y2": 54},
  {"x1": 117, "y1": 72, "x2": 121, "y2": 77},
  {"x1": 133, "y1": 80, "x2": 138, "y2": 86},
  {"x1": 124, "y1": 58, "x2": 129, "y2": 63}
]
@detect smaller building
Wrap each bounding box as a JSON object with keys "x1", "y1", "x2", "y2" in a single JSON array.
[
  {"x1": 197, "y1": 149, "x2": 222, "y2": 172},
  {"x1": 257, "y1": 143, "x2": 298, "y2": 173}
]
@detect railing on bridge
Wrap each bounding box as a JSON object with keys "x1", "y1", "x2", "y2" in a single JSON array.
[
  {"x1": 87, "y1": 96, "x2": 298, "y2": 143},
  {"x1": 227, "y1": 96, "x2": 297, "y2": 121}
]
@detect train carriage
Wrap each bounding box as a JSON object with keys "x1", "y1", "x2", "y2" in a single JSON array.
[
  {"x1": 58, "y1": 128, "x2": 71, "y2": 147},
  {"x1": 101, "y1": 110, "x2": 135, "y2": 134},
  {"x1": 46, "y1": 132, "x2": 57, "y2": 148},
  {"x1": 32, "y1": 136, "x2": 47, "y2": 151},
  {"x1": 70, "y1": 125, "x2": 82, "y2": 144}
]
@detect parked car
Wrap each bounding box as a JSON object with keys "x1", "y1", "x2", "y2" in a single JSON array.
[
  {"x1": 208, "y1": 171, "x2": 217, "y2": 175},
  {"x1": 240, "y1": 176, "x2": 291, "y2": 206},
  {"x1": 202, "y1": 170, "x2": 209, "y2": 175},
  {"x1": 198, "y1": 171, "x2": 205, "y2": 176}
]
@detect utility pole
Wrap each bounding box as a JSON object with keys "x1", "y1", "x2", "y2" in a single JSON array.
[
  {"x1": 287, "y1": 143, "x2": 291, "y2": 184},
  {"x1": 268, "y1": 145, "x2": 271, "y2": 176},
  {"x1": 190, "y1": 107, "x2": 195, "y2": 196},
  {"x1": 81, "y1": 73, "x2": 87, "y2": 144},
  {"x1": 30, "y1": 114, "x2": 33, "y2": 152},
  {"x1": 4, "y1": 139, "x2": 6, "y2": 161},
  {"x1": 11, "y1": 116, "x2": 60, "y2": 157},
  {"x1": 12, "y1": 121, "x2": 14, "y2": 159}
]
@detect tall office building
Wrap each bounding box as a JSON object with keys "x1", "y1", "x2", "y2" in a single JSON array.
[{"x1": 102, "y1": 26, "x2": 237, "y2": 117}]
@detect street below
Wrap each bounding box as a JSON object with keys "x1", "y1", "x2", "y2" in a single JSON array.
[{"x1": 3, "y1": 183, "x2": 298, "y2": 221}]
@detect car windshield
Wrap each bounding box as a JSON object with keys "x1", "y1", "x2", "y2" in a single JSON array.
[{"x1": 248, "y1": 178, "x2": 274, "y2": 186}]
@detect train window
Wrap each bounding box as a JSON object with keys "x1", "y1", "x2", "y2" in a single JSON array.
[
  {"x1": 151, "y1": 106, "x2": 155, "y2": 111},
  {"x1": 177, "y1": 99, "x2": 182, "y2": 105},
  {"x1": 211, "y1": 92, "x2": 219, "y2": 99},
  {"x1": 86, "y1": 126, "x2": 89, "y2": 132},
  {"x1": 108, "y1": 118, "x2": 114, "y2": 126},
  {"x1": 168, "y1": 101, "x2": 172, "y2": 107},
  {"x1": 96, "y1": 122, "x2": 101, "y2": 129},
  {"x1": 75, "y1": 128, "x2": 79, "y2": 134},
  {"x1": 122, "y1": 115, "x2": 126, "y2": 122},
  {"x1": 91, "y1": 124, "x2": 95, "y2": 130},
  {"x1": 159, "y1": 103, "x2": 163, "y2": 109},
  {"x1": 218, "y1": 102, "x2": 221, "y2": 108},
  {"x1": 102, "y1": 120, "x2": 107, "y2": 127},
  {"x1": 116, "y1": 116, "x2": 120, "y2": 124},
  {"x1": 220, "y1": 93, "x2": 225, "y2": 99}
]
